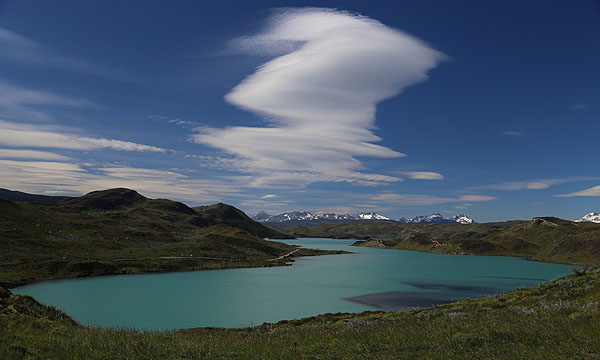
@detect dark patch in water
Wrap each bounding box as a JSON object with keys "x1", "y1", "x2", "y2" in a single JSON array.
[
  {"x1": 400, "y1": 281, "x2": 499, "y2": 294},
  {"x1": 349, "y1": 280, "x2": 508, "y2": 310},
  {"x1": 475, "y1": 275, "x2": 545, "y2": 281},
  {"x1": 344, "y1": 291, "x2": 458, "y2": 311}
]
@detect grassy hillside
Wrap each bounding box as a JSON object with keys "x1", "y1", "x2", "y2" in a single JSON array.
[
  {"x1": 280, "y1": 220, "x2": 526, "y2": 240},
  {"x1": 193, "y1": 203, "x2": 286, "y2": 239},
  {"x1": 2, "y1": 266, "x2": 599, "y2": 359},
  {"x1": 0, "y1": 188, "x2": 339, "y2": 287},
  {"x1": 279, "y1": 218, "x2": 600, "y2": 265}
]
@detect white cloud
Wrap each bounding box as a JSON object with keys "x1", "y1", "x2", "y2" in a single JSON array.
[
  {"x1": 261, "y1": 194, "x2": 278, "y2": 199},
  {"x1": 168, "y1": 119, "x2": 201, "y2": 128},
  {"x1": 192, "y1": 8, "x2": 446, "y2": 187},
  {"x1": 474, "y1": 177, "x2": 598, "y2": 191},
  {"x1": 239, "y1": 198, "x2": 293, "y2": 210},
  {"x1": 489, "y1": 181, "x2": 551, "y2": 190},
  {"x1": 458, "y1": 195, "x2": 497, "y2": 202},
  {"x1": 525, "y1": 182, "x2": 550, "y2": 190},
  {"x1": 0, "y1": 160, "x2": 244, "y2": 203},
  {"x1": 0, "y1": 27, "x2": 139, "y2": 82},
  {"x1": 148, "y1": 115, "x2": 201, "y2": 128},
  {"x1": 402, "y1": 171, "x2": 444, "y2": 180},
  {"x1": 0, "y1": 120, "x2": 166, "y2": 153},
  {"x1": 0, "y1": 149, "x2": 72, "y2": 161},
  {"x1": 370, "y1": 192, "x2": 497, "y2": 205},
  {"x1": 555, "y1": 185, "x2": 600, "y2": 197},
  {"x1": 0, "y1": 81, "x2": 93, "y2": 121},
  {"x1": 370, "y1": 193, "x2": 455, "y2": 205},
  {"x1": 0, "y1": 160, "x2": 91, "y2": 195},
  {"x1": 502, "y1": 130, "x2": 523, "y2": 136}
]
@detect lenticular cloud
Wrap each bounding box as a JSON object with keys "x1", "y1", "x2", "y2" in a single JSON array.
[{"x1": 193, "y1": 8, "x2": 446, "y2": 187}]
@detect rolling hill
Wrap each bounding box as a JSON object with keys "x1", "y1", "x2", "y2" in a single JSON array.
[
  {"x1": 0, "y1": 188, "x2": 331, "y2": 287},
  {"x1": 278, "y1": 217, "x2": 600, "y2": 265}
]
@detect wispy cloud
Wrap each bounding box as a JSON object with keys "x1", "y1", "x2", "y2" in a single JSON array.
[
  {"x1": 457, "y1": 195, "x2": 497, "y2": 202},
  {"x1": 0, "y1": 27, "x2": 139, "y2": 82},
  {"x1": 0, "y1": 81, "x2": 93, "y2": 121},
  {"x1": 239, "y1": 198, "x2": 293, "y2": 210},
  {"x1": 401, "y1": 171, "x2": 444, "y2": 180},
  {"x1": 555, "y1": 185, "x2": 600, "y2": 197},
  {"x1": 0, "y1": 149, "x2": 72, "y2": 161},
  {"x1": 371, "y1": 192, "x2": 496, "y2": 205},
  {"x1": 472, "y1": 177, "x2": 598, "y2": 191},
  {"x1": 0, "y1": 120, "x2": 166, "y2": 153},
  {"x1": 0, "y1": 160, "x2": 244, "y2": 203},
  {"x1": 192, "y1": 8, "x2": 446, "y2": 187},
  {"x1": 572, "y1": 104, "x2": 588, "y2": 110},
  {"x1": 502, "y1": 130, "x2": 523, "y2": 136},
  {"x1": 0, "y1": 160, "x2": 91, "y2": 195},
  {"x1": 370, "y1": 193, "x2": 456, "y2": 205},
  {"x1": 148, "y1": 115, "x2": 201, "y2": 128}
]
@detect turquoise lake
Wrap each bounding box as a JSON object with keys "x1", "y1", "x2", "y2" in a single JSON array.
[{"x1": 13, "y1": 238, "x2": 575, "y2": 330}]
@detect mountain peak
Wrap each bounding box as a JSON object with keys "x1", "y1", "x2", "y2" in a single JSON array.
[
  {"x1": 575, "y1": 212, "x2": 600, "y2": 223},
  {"x1": 357, "y1": 212, "x2": 391, "y2": 220},
  {"x1": 61, "y1": 188, "x2": 145, "y2": 210},
  {"x1": 451, "y1": 214, "x2": 474, "y2": 224}
]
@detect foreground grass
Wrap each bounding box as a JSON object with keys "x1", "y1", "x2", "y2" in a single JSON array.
[{"x1": 2, "y1": 267, "x2": 599, "y2": 359}]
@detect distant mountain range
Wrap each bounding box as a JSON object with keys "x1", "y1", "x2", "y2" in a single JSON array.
[
  {"x1": 252, "y1": 211, "x2": 474, "y2": 226},
  {"x1": 575, "y1": 212, "x2": 600, "y2": 223},
  {"x1": 399, "y1": 213, "x2": 474, "y2": 225}
]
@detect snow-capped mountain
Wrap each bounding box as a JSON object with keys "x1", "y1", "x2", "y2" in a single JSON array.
[
  {"x1": 357, "y1": 212, "x2": 391, "y2": 220},
  {"x1": 258, "y1": 211, "x2": 316, "y2": 223},
  {"x1": 451, "y1": 214, "x2": 474, "y2": 224},
  {"x1": 575, "y1": 212, "x2": 600, "y2": 223},
  {"x1": 252, "y1": 211, "x2": 473, "y2": 225},
  {"x1": 403, "y1": 213, "x2": 446, "y2": 224},
  {"x1": 313, "y1": 213, "x2": 356, "y2": 220},
  {"x1": 253, "y1": 211, "x2": 391, "y2": 224},
  {"x1": 403, "y1": 213, "x2": 474, "y2": 224},
  {"x1": 399, "y1": 213, "x2": 474, "y2": 224}
]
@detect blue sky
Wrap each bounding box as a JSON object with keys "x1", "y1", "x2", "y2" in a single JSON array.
[{"x1": 0, "y1": 0, "x2": 598, "y2": 222}]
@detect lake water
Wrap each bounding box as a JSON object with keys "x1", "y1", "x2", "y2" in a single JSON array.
[{"x1": 13, "y1": 238, "x2": 574, "y2": 330}]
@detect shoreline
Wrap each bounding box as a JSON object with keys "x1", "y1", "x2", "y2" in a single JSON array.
[
  {"x1": 6, "y1": 265, "x2": 584, "y2": 332},
  {"x1": 5, "y1": 239, "x2": 583, "y2": 332},
  {"x1": 351, "y1": 242, "x2": 592, "y2": 267}
]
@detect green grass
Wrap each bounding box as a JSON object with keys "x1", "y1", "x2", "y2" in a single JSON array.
[{"x1": 2, "y1": 267, "x2": 599, "y2": 359}]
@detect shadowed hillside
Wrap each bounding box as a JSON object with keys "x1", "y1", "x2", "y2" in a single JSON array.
[
  {"x1": 0, "y1": 188, "x2": 316, "y2": 287},
  {"x1": 193, "y1": 203, "x2": 289, "y2": 239}
]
